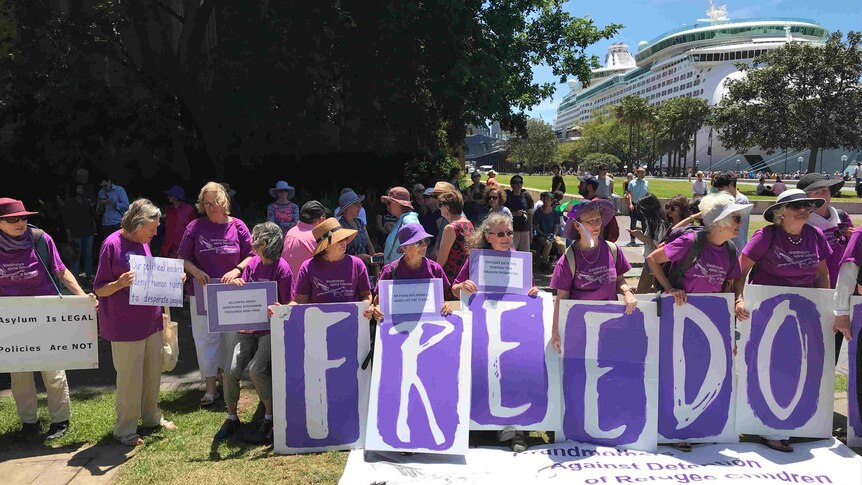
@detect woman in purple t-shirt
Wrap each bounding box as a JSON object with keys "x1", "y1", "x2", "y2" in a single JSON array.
[
  {"x1": 94, "y1": 199, "x2": 177, "y2": 446},
  {"x1": 549, "y1": 199, "x2": 636, "y2": 354},
  {"x1": 647, "y1": 192, "x2": 749, "y2": 305},
  {"x1": 215, "y1": 222, "x2": 294, "y2": 445},
  {"x1": 292, "y1": 218, "x2": 373, "y2": 313},
  {"x1": 369, "y1": 223, "x2": 453, "y2": 320},
  {"x1": 178, "y1": 182, "x2": 254, "y2": 406},
  {"x1": 0, "y1": 198, "x2": 91, "y2": 441},
  {"x1": 734, "y1": 189, "x2": 831, "y2": 453}
]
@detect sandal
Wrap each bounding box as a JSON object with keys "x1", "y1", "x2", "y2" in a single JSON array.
[
  {"x1": 200, "y1": 392, "x2": 220, "y2": 406},
  {"x1": 672, "y1": 442, "x2": 692, "y2": 452},
  {"x1": 761, "y1": 438, "x2": 793, "y2": 453},
  {"x1": 116, "y1": 434, "x2": 144, "y2": 446}
]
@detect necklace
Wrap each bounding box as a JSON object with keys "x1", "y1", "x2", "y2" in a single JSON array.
[
  {"x1": 787, "y1": 233, "x2": 803, "y2": 245},
  {"x1": 577, "y1": 244, "x2": 601, "y2": 264}
]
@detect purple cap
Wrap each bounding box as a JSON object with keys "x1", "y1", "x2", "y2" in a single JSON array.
[
  {"x1": 164, "y1": 185, "x2": 186, "y2": 200},
  {"x1": 397, "y1": 223, "x2": 432, "y2": 249}
]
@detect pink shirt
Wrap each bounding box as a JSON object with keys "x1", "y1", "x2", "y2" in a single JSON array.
[
  {"x1": 93, "y1": 231, "x2": 162, "y2": 341},
  {"x1": 282, "y1": 221, "x2": 317, "y2": 276},
  {"x1": 0, "y1": 232, "x2": 65, "y2": 296},
  {"x1": 177, "y1": 217, "x2": 253, "y2": 296},
  {"x1": 662, "y1": 232, "x2": 742, "y2": 293},
  {"x1": 550, "y1": 242, "x2": 631, "y2": 301},
  {"x1": 160, "y1": 202, "x2": 196, "y2": 257},
  {"x1": 743, "y1": 224, "x2": 831, "y2": 288},
  {"x1": 294, "y1": 255, "x2": 370, "y2": 303}
]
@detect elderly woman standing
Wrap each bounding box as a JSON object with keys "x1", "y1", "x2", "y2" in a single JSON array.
[
  {"x1": 178, "y1": 182, "x2": 253, "y2": 406},
  {"x1": 94, "y1": 199, "x2": 177, "y2": 446},
  {"x1": 734, "y1": 189, "x2": 831, "y2": 453},
  {"x1": 337, "y1": 189, "x2": 378, "y2": 264},
  {"x1": 215, "y1": 222, "x2": 293, "y2": 445},
  {"x1": 436, "y1": 191, "x2": 474, "y2": 283},
  {"x1": 381, "y1": 187, "x2": 419, "y2": 265},
  {"x1": 0, "y1": 198, "x2": 92, "y2": 441},
  {"x1": 266, "y1": 181, "x2": 299, "y2": 234}
]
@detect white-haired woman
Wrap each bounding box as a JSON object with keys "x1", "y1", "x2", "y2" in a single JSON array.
[
  {"x1": 645, "y1": 192, "x2": 750, "y2": 452},
  {"x1": 734, "y1": 189, "x2": 831, "y2": 453},
  {"x1": 94, "y1": 199, "x2": 177, "y2": 446},
  {"x1": 215, "y1": 222, "x2": 293, "y2": 445},
  {"x1": 178, "y1": 182, "x2": 253, "y2": 406},
  {"x1": 0, "y1": 198, "x2": 93, "y2": 441}
]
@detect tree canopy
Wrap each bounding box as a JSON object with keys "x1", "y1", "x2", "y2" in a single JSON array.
[
  {"x1": 713, "y1": 31, "x2": 862, "y2": 174},
  {"x1": 0, "y1": 0, "x2": 620, "y2": 198},
  {"x1": 507, "y1": 118, "x2": 558, "y2": 172}
]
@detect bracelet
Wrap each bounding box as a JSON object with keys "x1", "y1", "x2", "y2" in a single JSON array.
[{"x1": 235, "y1": 265, "x2": 243, "y2": 273}]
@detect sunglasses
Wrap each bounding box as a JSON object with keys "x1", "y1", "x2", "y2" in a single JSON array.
[
  {"x1": 786, "y1": 201, "x2": 814, "y2": 211},
  {"x1": 729, "y1": 214, "x2": 742, "y2": 224},
  {"x1": 488, "y1": 230, "x2": 514, "y2": 238},
  {"x1": 413, "y1": 238, "x2": 430, "y2": 248},
  {"x1": 1, "y1": 216, "x2": 27, "y2": 223},
  {"x1": 488, "y1": 195, "x2": 500, "y2": 200}
]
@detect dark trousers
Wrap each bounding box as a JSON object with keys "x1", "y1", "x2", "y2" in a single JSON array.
[{"x1": 629, "y1": 208, "x2": 642, "y2": 231}]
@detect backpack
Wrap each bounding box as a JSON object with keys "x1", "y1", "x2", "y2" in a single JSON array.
[
  {"x1": 655, "y1": 225, "x2": 737, "y2": 292},
  {"x1": 30, "y1": 225, "x2": 63, "y2": 295},
  {"x1": 563, "y1": 240, "x2": 619, "y2": 283}
]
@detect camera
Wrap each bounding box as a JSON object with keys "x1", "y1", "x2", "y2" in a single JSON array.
[{"x1": 371, "y1": 254, "x2": 384, "y2": 264}]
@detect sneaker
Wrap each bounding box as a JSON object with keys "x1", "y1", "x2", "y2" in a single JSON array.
[
  {"x1": 626, "y1": 241, "x2": 639, "y2": 247},
  {"x1": 45, "y1": 421, "x2": 69, "y2": 440},
  {"x1": 18, "y1": 422, "x2": 41, "y2": 439},
  {"x1": 245, "y1": 418, "x2": 274, "y2": 445},
  {"x1": 214, "y1": 418, "x2": 241, "y2": 441},
  {"x1": 511, "y1": 432, "x2": 528, "y2": 453},
  {"x1": 497, "y1": 426, "x2": 516, "y2": 442}
]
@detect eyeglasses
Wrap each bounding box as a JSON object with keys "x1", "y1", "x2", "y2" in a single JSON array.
[
  {"x1": 1, "y1": 216, "x2": 27, "y2": 223},
  {"x1": 203, "y1": 201, "x2": 218, "y2": 208},
  {"x1": 413, "y1": 238, "x2": 429, "y2": 248},
  {"x1": 579, "y1": 217, "x2": 603, "y2": 227},
  {"x1": 488, "y1": 230, "x2": 514, "y2": 238},
  {"x1": 729, "y1": 214, "x2": 742, "y2": 224},
  {"x1": 786, "y1": 201, "x2": 814, "y2": 211},
  {"x1": 488, "y1": 195, "x2": 499, "y2": 200}
]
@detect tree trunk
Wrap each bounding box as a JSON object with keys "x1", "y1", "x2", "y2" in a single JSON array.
[
  {"x1": 808, "y1": 146, "x2": 819, "y2": 174},
  {"x1": 692, "y1": 129, "x2": 698, "y2": 172}
]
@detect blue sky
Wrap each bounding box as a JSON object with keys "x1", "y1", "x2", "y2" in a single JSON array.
[{"x1": 526, "y1": 0, "x2": 862, "y2": 122}]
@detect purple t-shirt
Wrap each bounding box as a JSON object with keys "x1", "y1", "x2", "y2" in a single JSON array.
[
  {"x1": 243, "y1": 255, "x2": 295, "y2": 305},
  {"x1": 662, "y1": 232, "x2": 742, "y2": 293},
  {"x1": 294, "y1": 255, "x2": 371, "y2": 303},
  {"x1": 376, "y1": 256, "x2": 452, "y2": 300},
  {"x1": 817, "y1": 216, "x2": 853, "y2": 288},
  {"x1": 841, "y1": 226, "x2": 862, "y2": 266},
  {"x1": 177, "y1": 217, "x2": 253, "y2": 296},
  {"x1": 550, "y1": 242, "x2": 631, "y2": 301},
  {"x1": 0, "y1": 232, "x2": 65, "y2": 296},
  {"x1": 743, "y1": 224, "x2": 831, "y2": 288},
  {"x1": 93, "y1": 231, "x2": 162, "y2": 342}
]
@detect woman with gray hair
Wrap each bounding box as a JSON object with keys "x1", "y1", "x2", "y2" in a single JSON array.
[
  {"x1": 94, "y1": 199, "x2": 177, "y2": 446},
  {"x1": 214, "y1": 222, "x2": 294, "y2": 445}
]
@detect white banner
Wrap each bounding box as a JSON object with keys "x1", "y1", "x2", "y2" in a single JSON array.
[
  {"x1": 0, "y1": 295, "x2": 98, "y2": 372},
  {"x1": 128, "y1": 255, "x2": 184, "y2": 307},
  {"x1": 735, "y1": 285, "x2": 835, "y2": 438},
  {"x1": 339, "y1": 439, "x2": 862, "y2": 485}
]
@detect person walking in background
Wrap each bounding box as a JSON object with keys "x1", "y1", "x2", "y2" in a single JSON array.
[
  {"x1": 595, "y1": 164, "x2": 613, "y2": 200},
  {"x1": 624, "y1": 167, "x2": 648, "y2": 247},
  {"x1": 96, "y1": 178, "x2": 129, "y2": 238},
  {"x1": 551, "y1": 164, "x2": 566, "y2": 194},
  {"x1": 60, "y1": 184, "x2": 97, "y2": 282},
  {"x1": 282, "y1": 201, "x2": 329, "y2": 276},
  {"x1": 178, "y1": 182, "x2": 254, "y2": 407},
  {"x1": 0, "y1": 198, "x2": 93, "y2": 442},
  {"x1": 504, "y1": 174, "x2": 534, "y2": 252},
  {"x1": 94, "y1": 199, "x2": 177, "y2": 447},
  {"x1": 266, "y1": 181, "x2": 299, "y2": 234},
  {"x1": 160, "y1": 185, "x2": 195, "y2": 258}
]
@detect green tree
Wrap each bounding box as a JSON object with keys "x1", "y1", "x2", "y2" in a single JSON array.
[
  {"x1": 613, "y1": 95, "x2": 652, "y2": 165},
  {"x1": 554, "y1": 140, "x2": 580, "y2": 168},
  {"x1": 655, "y1": 98, "x2": 710, "y2": 176},
  {"x1": 507, "y1": 118, "x2": 558, "y2": 172},
  {"x1": 578, "y1": 113, "x2": 627, "y2": 166},
  {"x1": 580, "y1": 153, "x2": 621, "y2": 175},
  {"x1": 713, "y1": 31, "x2": 862, "y2": 174}
]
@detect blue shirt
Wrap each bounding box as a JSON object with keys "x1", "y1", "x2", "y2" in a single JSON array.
[
  {"x1": 97, "y1": 184, "x2": 130, "y2": 226},
  {"x1": 627, "y1": 178, "x2": 649, "y2": 203},
  {"x1": 383, "y1": 212, "x2": 420, "y2": 264}
]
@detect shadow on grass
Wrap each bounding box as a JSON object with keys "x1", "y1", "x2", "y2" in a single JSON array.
[{"x1": 158, "y1": 387, "x2": 225, "y2": 414}]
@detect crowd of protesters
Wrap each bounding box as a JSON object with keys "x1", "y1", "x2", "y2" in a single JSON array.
[{"x1": 0, "y1": 165, "x2": 858, "y2": 456}]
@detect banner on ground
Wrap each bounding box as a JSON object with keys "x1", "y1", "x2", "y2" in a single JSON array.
[
  {"x1": 558, "y1": 299, "x2": 659, "y2": 450},
  {"x1": 0, "y1": 295, "x2": 98, "y2": 372},
  {"x1": 365, "y1": 312, "x2": 471, "y2": 454},
  {"x1": 469, "y1": 249, "x2": 532, "y2": 295},
  {"x1": 339, "y1": 439, "x2": 862, "y2": 485},
  {"x1": 206, "y1": 281, "x2": 277, "y2": 332},
  {"x1": 128, "y1": 255, "x2": 184, "y2": 307},
  {"x1": 735, "y1": 284, "x2": 835, "y2": 438},
  {"x1": 658, "y1": 294, "x2": 737, "y2": 443},
  {"x1": 271, "y1": 302, "x2": 371, "y2": 454},
  {"x1": 468, "y1": 292, "x2": 561, "y2": 433},
  {"x1": 849, "y1": 297, "x2": 862, "y2": 448}
]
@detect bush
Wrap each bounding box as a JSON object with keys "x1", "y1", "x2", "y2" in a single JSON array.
[{"x1": 581, "y1": 153, "x2": 621, "y2": 174}]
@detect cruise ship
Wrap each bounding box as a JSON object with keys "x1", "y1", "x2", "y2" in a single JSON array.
[{"x1": 553, "y1": 2, "x2": 859, "y2": 173}]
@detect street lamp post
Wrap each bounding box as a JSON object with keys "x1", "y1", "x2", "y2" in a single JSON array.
[
  {"x1": 842, "y1": 155, "x2": 848, "y2": 177},
  {"x1": 735, "y1": 158, "x2": 740, "y2": 174},
  {"x1": 798, "y1": 156, "x2": 804, "y2": 175}
]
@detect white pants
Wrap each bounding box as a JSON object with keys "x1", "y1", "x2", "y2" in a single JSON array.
[
  {"x1": 11, "y1": 369, "x2": 71, "y2": 424},
  {"x1": 111, "y1": 331, "x2": 163, "y2": 438},
  {"x1": 513, "y1": 231, "x2": 531, "y2": 252},
  {"x1": 189, "y1": 296, "x2": 229, "y2": 378}
]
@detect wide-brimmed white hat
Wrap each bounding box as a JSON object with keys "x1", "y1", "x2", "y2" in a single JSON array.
[
  {"x1": 702, "y1": 199, "x2": 753, "y2": 227},
  {"x1": 763, "y1": 189, "x2": 825, "y2": 223}
]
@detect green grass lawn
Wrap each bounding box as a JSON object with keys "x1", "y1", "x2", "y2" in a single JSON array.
[{"x1": 494, "y1": 174, "x2": 862, "y2": 202}]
